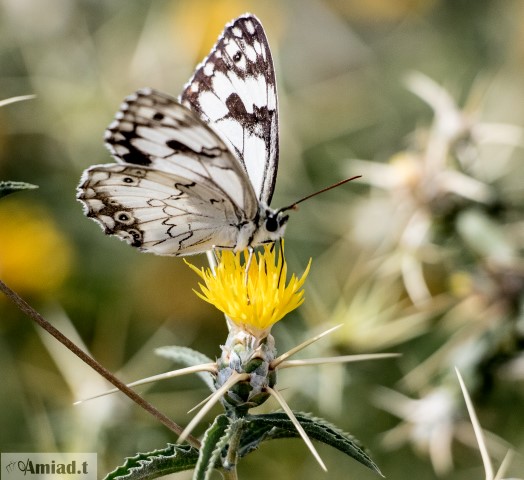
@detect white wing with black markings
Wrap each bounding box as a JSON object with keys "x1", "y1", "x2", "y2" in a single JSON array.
[
  {"x1": 77, "y1": 15, "x2": 288, "y2": 256},
  {"x1": 181, "y1": 14, "x2": 279, "y2": 206},
  {"x1": 78, "y1": 89, "x2": 260, "y2": 255}
]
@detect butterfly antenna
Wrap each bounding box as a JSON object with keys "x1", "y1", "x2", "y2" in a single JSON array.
[{"x1": 278, "y1": 175, "x2": 362, "y2": 213}]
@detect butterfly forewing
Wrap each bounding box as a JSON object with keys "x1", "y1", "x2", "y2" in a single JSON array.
[
  {"x1": 180, "y1": 14, "x2": 279, "y2": 205},
  {"x1": 104, "y1": 89, "x2": 258, "y2": 217},
  {"x1": 78, "y1": 90, "x2": 261, "y2": 255}
]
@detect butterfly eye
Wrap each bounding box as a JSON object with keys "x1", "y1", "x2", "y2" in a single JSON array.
[{"x1": 265, "y1": 216, "x2": 279, "y2": 233}]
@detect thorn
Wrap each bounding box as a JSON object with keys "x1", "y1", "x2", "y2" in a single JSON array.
[
  {"x1": 455, "y1": 367, "x2": 494, "y2": 480},
  {"x1": 74, "y1": 363, "x2": 217, "y2": 404},
  {"x1": 0, "y1": 94, "x2": 36, "y2": 108},
  {"x1": 187, "y1": 392, "x2": 214, "y2": 414},
  {"x1": 267, "y1": 386, "x2": 327, "y2": 471},
  {"x1": 493, "y1": 450, "x2": 514, "y2": 480},
  {"x1": 277, "y1": 353, "x2": 401, "y2": 370},
  {"x1": 178, "y1": 372, "x2": 250, "y2": 444},
  {"x1": 270, "y1": 324, "x2": 343, "y2": 369}
]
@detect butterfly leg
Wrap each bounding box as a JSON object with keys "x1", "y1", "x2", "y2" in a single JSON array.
[
  {"x1": 277, "y1": 239, "x2": 285, "y2": 287},
  {"x1": 245, "y1": 246, "x2": 254, "y2": 287},
  {"x1": 206, "y1": 249, "x2": 220, "y2": 274}
]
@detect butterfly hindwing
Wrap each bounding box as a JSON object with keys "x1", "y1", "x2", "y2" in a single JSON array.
[
  {"x1": 180, "y1": 14, "x2": 279, "y2": 206},
  {"x1": 78, "y1": 163, "x2": 252, "y2": 255},
  {"x1": 78, "y1": 89, "x2": 260, "y2": 255}
]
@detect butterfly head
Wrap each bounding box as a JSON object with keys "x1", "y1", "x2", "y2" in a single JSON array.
[
  {"x1": 253, "y1": 207, "x2": 289, "y2": 245},
  {"x1": 264, "y1": 209, "x2": 289, "y2": 236}
]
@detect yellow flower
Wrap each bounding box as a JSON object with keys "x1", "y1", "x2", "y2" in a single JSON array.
[
  {"x1": 186, "y1": 244, "x2": 311, "y2": 338},
  {"x1": 0, "y1": 199, "x2": 73, "y2": 298}
]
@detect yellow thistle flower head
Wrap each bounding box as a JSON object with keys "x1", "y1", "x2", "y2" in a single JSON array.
[{"x1": 185, "y1": 243, "x2": 311, "y2": 339}]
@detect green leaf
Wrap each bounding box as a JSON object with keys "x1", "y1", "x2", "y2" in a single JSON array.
[
  {"x1": 103, "y1": 444, "x2": 199, "y2": 480},
  {"x1": 155, "y1": 345, "x2": 215, "y2": 391},
  {"x1": 193, "y1": 414, "x2": 232, "y2": 480},
  {"x1": 239, "y1": 411, "x2": 383, "y2": 476},
  {"x1": 0, "y1": 181, "x2": 38, "y2": 199}
]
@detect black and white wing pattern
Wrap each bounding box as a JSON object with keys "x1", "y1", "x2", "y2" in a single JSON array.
[
  {"x1": 78, "y1": 89, "x2": 260, "y2": 256},
  {"x1": 181, "y1": 14, "x2": 279, "y2": 206},
  {"x1": 77, "y1": 15, "x2": 288, "y2": 256}
]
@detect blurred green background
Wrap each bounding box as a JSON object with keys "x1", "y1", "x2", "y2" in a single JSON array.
[{"x1": 1, "y1": 0, "x2": 523, "y2": 478}]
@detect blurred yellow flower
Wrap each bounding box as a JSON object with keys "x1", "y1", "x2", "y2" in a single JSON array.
[
  {"x1": 327, "y1": 0, "x2": 436, "y2": 22},
  {"x1": 171, "y1": 0, "x2": 283, "y2": 62},
  {"x1": 0, "y1": 199, "x2": 73, "y2": 297},
  {"x1": 186, "y1": 244, "x2": 310, "y2": 338}
]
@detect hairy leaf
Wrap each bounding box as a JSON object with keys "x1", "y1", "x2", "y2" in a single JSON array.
[
  {"x1": 103, "y1": 444, "x2": 199, "y2": 480},
  {"x1": 239, "y1": 411, "x2": 383, "y2": 476},
  {"x1": 155, "y1": 345, "x2": 215, "y2": 391},
  {"x1": 194, "y1": 414, "x2": 231, "y2": 480}
]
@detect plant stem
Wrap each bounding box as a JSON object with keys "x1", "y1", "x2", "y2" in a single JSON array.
[
  {"x1": 0, "y1": 279, "x2": 201, "y2": 449},
  {"x1": 225, "y1": 420, "x2": 243, "y2": 468},
  {"x1": 223, "y1": 468, "x2": 239, "y2": 480}
]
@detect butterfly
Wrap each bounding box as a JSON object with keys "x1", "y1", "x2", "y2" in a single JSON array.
[{"x1": 77, "y1": 14, "x2": 289, "y2": 256}]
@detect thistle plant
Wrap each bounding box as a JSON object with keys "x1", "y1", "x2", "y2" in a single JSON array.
[
  {"x1": 2, "y1": 4, "x2": 523, "y2": 479},
  {"x1": 73, "y1": 243, "x2": 398, "y2": 479},
  {"x1": 337, "y1": 72, "x2": 524, "y2": 475}
]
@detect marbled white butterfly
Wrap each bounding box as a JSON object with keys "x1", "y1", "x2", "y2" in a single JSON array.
[
  {"x1": 77, "y1": 14, "x2": 287, "y2": 256},
  {"x1": 77, "y1": 14, "x2": 358, "y2": 256}
]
